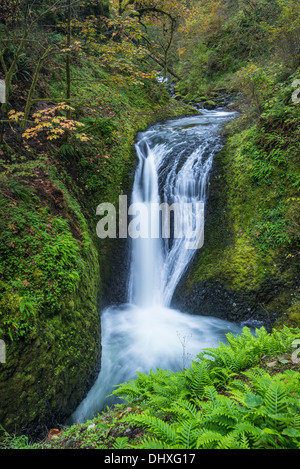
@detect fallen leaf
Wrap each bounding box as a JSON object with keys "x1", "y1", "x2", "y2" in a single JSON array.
[
  {"x1": 266, "y1": 361, "x2": 277, "y2": 368},
  {"x1": 117, "y1": 407, "x2": 138, "y2": 419},
  {"x1": 48, "y1": 429, "x2": 62, "y2": 440}
]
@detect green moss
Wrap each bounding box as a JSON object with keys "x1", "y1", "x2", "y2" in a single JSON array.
[
  {"x1": 275, "y1": 302, "x2": 300, "y2": 329},
  {"x1": 289, "y1": 309, "x2": 300, "y2": 325},
  {"x1": 203, "y1": 100, "x2": 216, "y2": 109}
]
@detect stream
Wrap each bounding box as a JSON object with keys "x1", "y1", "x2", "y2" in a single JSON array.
[{"x1": 70, "y1": 108, "x2": 245, "y2": 423}]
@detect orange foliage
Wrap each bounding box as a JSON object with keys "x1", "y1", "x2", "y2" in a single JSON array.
[{"x1": 8, "y1": 104, "x2": 90, "y2": 143}]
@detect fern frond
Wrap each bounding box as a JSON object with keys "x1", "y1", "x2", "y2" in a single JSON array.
[
  {"x1": 210, "y1": 366, "x2": 237, "y2": 387},
  {"x1": 134, "y1": 437, "x2": 173, "y2": 450},
  {"x1": 264, "y1": 382, "x2": 287, "y2": 415},
  {"x1": 226, "y1": 327, "x2": 254, "y2": 351},
  {"x1": 250, "y1": 372, "x2": 273, "y2": 397},
  {"x1": 239, "y1": 433, "x2": 250, "y2": 449},
  {"x1": 111, "y1": 381, "x2": 142, "y2": 400},
  {"x1": 205, "y1": 412, "x2": 238, "y2": 431},
  {"x1": 201, "y1": 344, "x2": 251, "y2": 371},
  {"x1": 171, "y1": 399, "x2": 201, "y2": 420},
  {"x1": 186, "y1": 361, "x2": 210, "y2": 398},
  {"x1": 241, "y1": 366, "x2": 266, "y2": 381},
  {"x1": 133, "y1": 413, "x2": 176, "y2": 444},
  {"x1": 176, "y1": 420, "x2": 198, "y2": 449},
  {"x1": 232, "y1": 422, "x2": 262, "y2": 439},
  {"x1": 203, "y1": 385, "x2": 218, "y2": 402},
  {"x1": 293, "y1": 415, "x2": 300, "y2": 430},
  {"x1": 227, "y1": 378, "x2": 251, "y2": 393},
  {"x1": 216, "y1": 432, "x2": 244, "y2": 449}
]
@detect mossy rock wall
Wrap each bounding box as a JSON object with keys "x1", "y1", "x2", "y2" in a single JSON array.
[{"x1": 0, "y1": 165, "x2": 101, "y2": 437}]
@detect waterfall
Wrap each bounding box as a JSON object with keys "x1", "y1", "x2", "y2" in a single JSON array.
[{"x1": 70, "y1": 108, "x2": 243, "y2": 424}]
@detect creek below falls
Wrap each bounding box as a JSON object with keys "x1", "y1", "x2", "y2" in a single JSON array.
[{"x1": 70, "y1": 108, "x2": 250, "y2": 424}]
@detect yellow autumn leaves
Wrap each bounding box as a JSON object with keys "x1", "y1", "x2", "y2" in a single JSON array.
[{"x1": 8, "y1": 103, "x2": 90, "y2": 142}]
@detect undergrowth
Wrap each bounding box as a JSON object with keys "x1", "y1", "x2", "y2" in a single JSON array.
[{"x1": 7, "y1": 325, "x2": 299, "y2": 450}]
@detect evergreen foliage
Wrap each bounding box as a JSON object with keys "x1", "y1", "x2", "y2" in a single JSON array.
[
  {"x1": 111, "y1": 326, "x2": 300, "y2": 450},
  {"x1": 0, "y1": 0, "x2": 299, "y2": 447}
]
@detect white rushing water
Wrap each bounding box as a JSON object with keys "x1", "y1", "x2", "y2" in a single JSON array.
[{"x1": 70, "y1": 109, "x2": 243, "y2": 423}]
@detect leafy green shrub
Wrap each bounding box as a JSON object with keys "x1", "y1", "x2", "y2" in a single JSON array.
[
  {"x1": 226, "y1": 72, "x2": 300, "y2": 253},
  {"x1": 234, "y1": 62, "x2": 276, "y2": 115},
  {"x1": 84, "y1": 117, "x2": 118, "y2": 142}
]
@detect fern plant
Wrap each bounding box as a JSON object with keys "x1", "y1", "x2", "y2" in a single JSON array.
[
  {"x1": 114, "y1": 326, "x2": 300, "y2": 450},
  {"x1": 127, "y1": 369, "x2": 300, "y2": 449},
  {"x1": 111, "y1": 368, "x2": 188, "y2": 410},
  {"x1": 112, "y1": 437, "x2": 130, "y2": 449}
]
